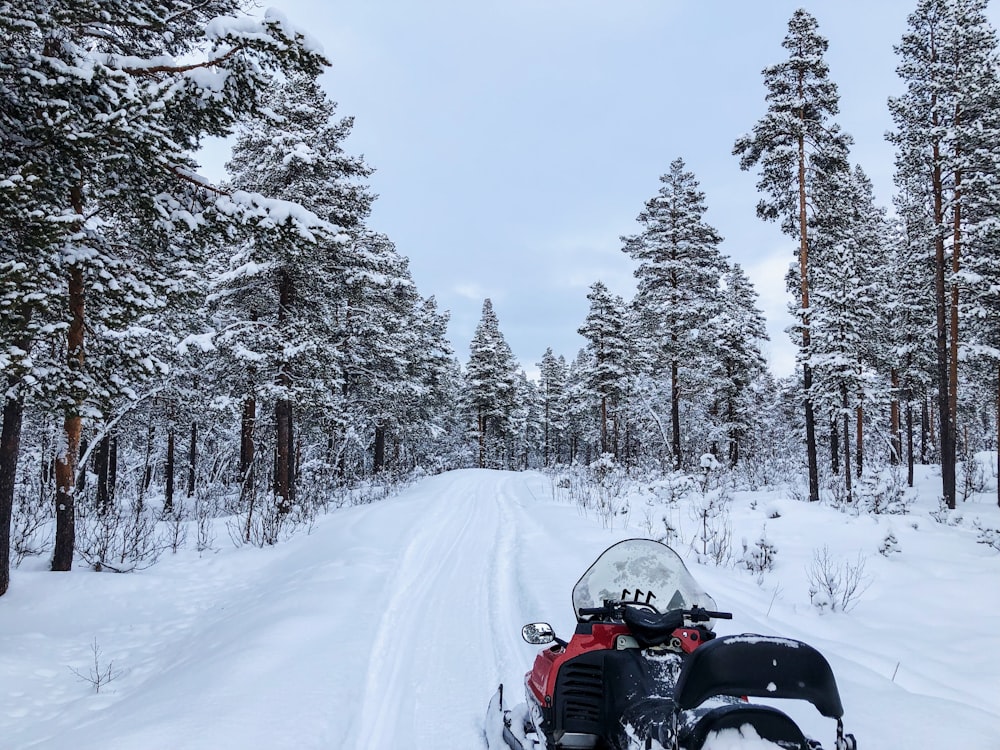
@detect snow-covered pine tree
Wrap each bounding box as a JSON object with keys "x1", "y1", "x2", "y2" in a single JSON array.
[
  {"x1": 808, "y1": 163, "x2": 888, "y2": 498},
  {"x1": 622, "y1": 158, "x2": 727, "y2": 470},
  {"x1": 734, "y1": 8, "x2": 851, "y2": 502},
  {"x1": 562, "y1": 349, "x2": 600, "y2": 465},
  {"x1": 715, "y1": 264, "x2": 769, "y2": 466},
  {"x1": 0, "y1": 0, "x2": 328, "y2": 578},
  {"x1": 398, "y1": 297, "x2": 464, "y2": 473},
  {"x1": 891, "y1": 178, "x2": 940, "y2": 477},
  {"x1": 221, "y1": 73, "x2": 373, "y2": 510},
  {"x1": 578, "y1": 282, "x2": 630, "y2": 461},
  {"x1": 336, "y1": 231, "x2": 429, "y2": 476},
  {"x1": 466, "y1": 300, "x2": 519, "y2": 469},
  {"x1": 888, "y1": 0, "x2": 1000, "y2": 509},
  {"x1": 537, "y1": 348, "x2": 569, "y2": 467},
  {"x1": 511, "y1": 372, "x2": 542, "y2": 470}
]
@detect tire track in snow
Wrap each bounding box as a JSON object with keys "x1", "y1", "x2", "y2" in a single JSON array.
[{"x1": 352, "y1": 470, "x2": 513, "y2": 749}]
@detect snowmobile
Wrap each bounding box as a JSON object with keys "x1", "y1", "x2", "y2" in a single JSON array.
[{"x1": 486, "y1": 538, "x2": 857, "y2": 750}]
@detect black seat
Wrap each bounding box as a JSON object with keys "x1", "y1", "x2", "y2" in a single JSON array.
[
  {"x1": 680, "y1": 703, "x2": 808, "y2": 750},
  {"x1": 622, "y1": 607, "x2": 684, "y2": 648}
]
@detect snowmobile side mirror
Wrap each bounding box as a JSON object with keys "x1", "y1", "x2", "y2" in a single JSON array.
[{"x1": 522, "y1": 622, "x2": 557, "y2": 645}]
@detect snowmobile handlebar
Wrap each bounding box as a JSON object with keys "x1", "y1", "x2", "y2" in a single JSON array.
[{"x1": 577, "y1": 601, "x2": 733, "y2": 622}]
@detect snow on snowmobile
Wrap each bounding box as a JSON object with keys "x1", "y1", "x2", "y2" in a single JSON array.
[{"x1": 486, "y1": 538, "x2": 857, "y2": 750}]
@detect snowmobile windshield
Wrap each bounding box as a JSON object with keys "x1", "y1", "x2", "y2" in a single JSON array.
[{"x1": 572, "y1": 539, "x2": 717, "y2": 622}]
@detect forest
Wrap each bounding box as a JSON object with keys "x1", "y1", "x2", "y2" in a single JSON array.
[{"x1": 2, "y1": 0, "x2": 1000, "y2": 598}]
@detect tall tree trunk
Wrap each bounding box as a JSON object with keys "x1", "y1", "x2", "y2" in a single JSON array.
[
  {"x1": 612, "y1": 401, "x2": 620, "y2": 461},
  {"x1": 0, "y1": 389, "x2": 24, "y2": 596},
  {"x1": 830, "y1": 416, "x2": 839, "y2": 475},
  {"x1": 543, "y1": 398, "x2": 550, "y2": 467},
  {"x1": 95, "y1": 432, "x2": 111, "y2": 514},
  {"x1": 164, "y1": 418, "x2": 175, "y2": 514},
  {"x1": 906, "y1": 400, "x2": 915, "y2": 488},
  {"x1": 109, "y1": 434, "x2": 117, "y2": 503},
  {"x1": 601, "y1": 396, "x2": 609, "y2": 456},
  {"x1": 930, "y1": 84, "x2": 956, "y2": 508},
  {"x1": 670, "y1": 360, "x2": 681, "y2": 470},
  {"x1": 842, "y1": 387, "x2": 852, "y2": 503},
  {"x1": 797, "y1": 118, "x2": 819, "y2": 502},
  {"x1": 948, "y1": 166, "x2": 962, "y2": 508},
  {"x1": 373, "y1": 423, "x2": 386, "y2": 473},
  {"x1": 727, "y1": 398, "x2": 739, "y2": 465},
  {"x1": 922, "y1": 396, "x2": 931, "y2": 463},
  {"x1": 240, "y1": 395, "x2": 256, "y2": 504},
  {"x1": 187, "y1": 420, "x2": 197, "y2": 498},
  {"x1": 0, "y1": 306, "x2": 31, "y2": 595},
  {"x1": 52, "y1": 263, "x2": 85, "y2": 572},
  {"x1": 478, "y1": 409, "x2": 486, "y2": 469},
  {"x1": 274, "y1": 270, "x2": 294, "y2": 514},
  {"x1": 140, "y1": 409, "x2": 154, "y2": 510},
  {"x1": 996, "y1": 365, "x2": 999, "y2": 507},
  {"x1": 855, "y1": 403, "x2": 863, "y2": 478},
  {"x1": 890, "y1": 368, "x2": 901, "y2": 465},
  {"x1": 274, "y1": 398, "x2": 292, "y2": 513},
  {"x1": 75, "y1": 435, "x2": 87, "y2": 495}
]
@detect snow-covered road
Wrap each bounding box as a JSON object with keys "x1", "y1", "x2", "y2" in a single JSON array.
[{"x1": 2, "y1": 468, "x2": 999, "y2": 749}]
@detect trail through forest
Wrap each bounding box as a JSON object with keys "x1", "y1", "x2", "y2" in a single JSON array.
[{"x1": 1, "y1": 468, "x2": 999, "y2": 749}]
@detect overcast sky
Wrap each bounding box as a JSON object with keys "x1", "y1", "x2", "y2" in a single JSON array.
[{"x1": 201, "y1": 0, "x2": 1000, "y2": 379}]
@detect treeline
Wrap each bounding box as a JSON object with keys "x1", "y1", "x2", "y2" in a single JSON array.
[
  {"x1": 466, "y1": 3, "x2": 1000, "y2": 513},
  {"x1": 0, "y1": 2, "x2": 467, "y2": 594},
  {"x1": 3, "y1": 1, "x2": 1000, "y2": 597}
]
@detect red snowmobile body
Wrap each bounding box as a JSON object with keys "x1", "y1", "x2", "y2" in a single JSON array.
[{"x1": 486, "y1": 539, "x2": 857, "y2": 750}]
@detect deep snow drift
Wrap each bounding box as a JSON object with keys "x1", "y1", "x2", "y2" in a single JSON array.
[{"x1": 1, "y1": 468, "x2": 999, "y2": 749}]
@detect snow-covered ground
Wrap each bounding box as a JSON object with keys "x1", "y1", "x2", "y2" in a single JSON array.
[{"x1": 1, "y1": 467, "x2": 999, "y2": 749}]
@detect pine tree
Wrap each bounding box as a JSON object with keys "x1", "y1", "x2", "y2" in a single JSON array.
[
  {"x1": 398, "y1": 297, "x2": 462, "y2": 472},
  {"x1": 466, "y1": 300, "x2": 519, "y2": 469},
  {"x1": 337, "y1": 231, "x2": 430, "y2": 474},
  {"x1": 622, "y1": 158, "x2": 727, "y2": 469},
  {"x1": 562, "y1": 349, "x2": 600, "y2": 465},
  {"x1": 809, "y1": 164, "x2": 888, "y2": 497},
  {"x1": 578, "y1": 282, "x2": 630, "y2": 460},
  {"x1": 537, "y1": 348, "x2": 569, "y2": 467},
  {"x1": 888, "y1": 0, "x2": 1000, "y2": 508},
  {"x1": 0, "y1": 0, "x2": 328, "y2": 578},
  {"x1": 715, "y1": 264, "x2": 769, "y2": 465},
  {"x1": 734, "y1": 8, "x2": 851, "y2": 502},
  {"x1": 221, "y1": 74, "x2": 373, "y2": 509}
]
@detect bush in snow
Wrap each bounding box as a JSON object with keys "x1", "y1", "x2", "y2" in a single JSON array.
[
  {"x1": 68, "y1": 638, "x2": 124, "y2": 695},
  {"x1": 76, "y1": 500, "x2": 163, "y2": 573},
  {"x1": 958, "y1": 442, "x2": 987, "y2": 502},
  {"x1": 652, "y1": 472, "x2": 698, "y2": 506},
  {"x1": 589, "y1": 454, "x2": 630, "y2": 529},
  {"x1": 878, "y1": 531, "x2": 901, "y2": 557},
  {"x1": 807, "y1": 546, "x2": 872, "y2": 613},
  {"x1": 929, "y1": 499, "x2": 963, "y2": 526},
  {"x1": 699, "y1": 453, "x2": 720, "y2": 491},
  {"x1": 741, "y1": 528, "x2": 778, "y2": 574},
  {"x1": 973, "y1": 521, "x2": 1000, "y2": 552},
  {"x1": 856, "y1": 467, "x2": 913, "y2": 516},
  {"x1": 163, "y1": 504, "x2": 189, "y2": 554},
  {"x1": 690, "y1": 487, "x2": 732, "y2": 566},
  {"x1": 11, "y1": 486, "x2": 52, "y2": 566}
]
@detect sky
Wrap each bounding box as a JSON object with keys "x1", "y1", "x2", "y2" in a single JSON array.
[{"x1": 200, "y1": 0, "x2": 1000, "y2": 379}]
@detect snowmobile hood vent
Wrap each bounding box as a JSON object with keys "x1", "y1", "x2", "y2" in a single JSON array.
[{"x1": 673, "y1": 634, "x2": 844, "y2": 718}]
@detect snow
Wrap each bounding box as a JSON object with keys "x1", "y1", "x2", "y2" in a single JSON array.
[
  {"x1": 1, "y1": 467, "x2": 999, "y2": 749},
  {"x1": 702, "y1": 724, "x2": 784, "y2": 750}
]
